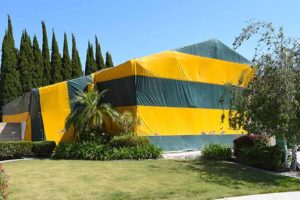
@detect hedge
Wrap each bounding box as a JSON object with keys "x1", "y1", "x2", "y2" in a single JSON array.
[
  {"x1": 32, "y1": 141, "x2": 56, "y2": 157},
  {"x1": 0, "y1": 141, "x2": 33, "y2": 160},
  {"x1": 0, "y1": 141, "x2": 56, "y2": 160},
  {"x1": 239, "y1": 145, "x2": 284, "y2": 171}
]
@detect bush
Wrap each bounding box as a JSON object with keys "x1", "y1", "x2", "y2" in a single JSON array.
[
  {"x1": 52, "y1": 140, "x2": 162, "y2": 160},
  {"x1": 233, "y1": 134, "x2": 268, "y2": 157},
  {"x1": 32, "y1": 141, "x2": 56, "y2": 157},
  {"x1": 201, "y1": 144, "x2": 232, "y2": 161},
  {"x1": 0, "y1": 164, "x2": 8, "y2": 200},
  {"x1": 0, "y1": 141, "x2": 33, "y2": 160},
  {"x1": 109, "y1": 134, "x2": 150, "y2": 148},
  {"x1": 239, "y1": 145, "x2": 284, "y2": 171}
]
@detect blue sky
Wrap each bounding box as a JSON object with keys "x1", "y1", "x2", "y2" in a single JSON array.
[{"x1": 1, "y1": 0, "x2": 300, "y2": 67}]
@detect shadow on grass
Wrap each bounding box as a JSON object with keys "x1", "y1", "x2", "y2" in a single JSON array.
[{"x1": 178, "y1": 159, "x2": 300, "y2": 189}]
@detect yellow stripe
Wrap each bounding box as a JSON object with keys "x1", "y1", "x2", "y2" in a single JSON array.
[
  {"x1": 39, "y1": 82, "x2": 73, "y2": 144},
  {"x1": 94, "y1": 51, "x2": 253, "y2": 86},
  {"x1": 3, "y1": 112, "x2": 32, "y2": 141},
  {"x1": 116, "y1": 106, "x2": 246, "y2": 136}
]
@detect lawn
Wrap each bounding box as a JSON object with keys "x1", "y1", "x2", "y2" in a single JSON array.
[{"x1": 3, "y1": 159, "x2": 300, "y2": 200}]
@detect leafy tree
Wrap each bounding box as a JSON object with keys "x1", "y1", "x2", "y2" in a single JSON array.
[
  {"x1": 32, "y1": 35, "x2": 44, "y2": 87},
  {"x1": 71, "y1": 34, "x2": 83, "y2": 78},
  {"x1": 50, "y1": 31, "x2": 63, "y2": 84},
  {"x1": 65, "y1": 90, "x2": 121, "y2": 140},
  {"x1": 85, "y1": 41, "x2": 97, "y2": 75},
  {"x1": 0, "y1": 16, "x2": 22, "y2": 106},
  {"x1": 18, "y1": 30, "x2": 34, "y2": 93},
  {"x1": 62, "y1": 33, "x2": 72, "y2": 80},
  {"x1": 222, "y1": 21, "x2": 300, "y2": 171},
  {"x1": 41, "y1": 21, "x2": 51, "y2": 86},
  {"x1": 105, "y1": 51, "x2": 114, "y2": 68},
  {"x1": 95, "y1": 36, "x2": 105, "y2": 70}
]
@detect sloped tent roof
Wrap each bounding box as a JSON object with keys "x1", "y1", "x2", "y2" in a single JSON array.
[{"x1": 175, "y1": 39, "x2": 251, "y2": 64}]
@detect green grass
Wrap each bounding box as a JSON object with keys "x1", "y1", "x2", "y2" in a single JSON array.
[{"x1": 3, "y1": 159, "x2": 300, "y2": 200}]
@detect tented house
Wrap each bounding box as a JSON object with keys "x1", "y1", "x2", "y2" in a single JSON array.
[{"x1": 2, "y1": 39, "x2": 253, "y2": 151}]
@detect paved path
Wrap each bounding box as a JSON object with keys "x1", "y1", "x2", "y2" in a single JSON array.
[
  {"x1": 218, "y1": 191, "x2": 300, "y2": 200},
  {"x1": 163, "y1": 150, "x2": 201, "y2": 159}
]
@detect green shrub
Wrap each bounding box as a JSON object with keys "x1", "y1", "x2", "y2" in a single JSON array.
[
  {"x1": 52, "y1": 141, "x2": 162, "y2": 160},
  {"x1": 109, "y1": 134, "x2": 150, "y2": 148},
  {"x1": 239, "y1": 145, "x2": 284, "y2": 171},
  {"x1": 32, "y1": 141, "x2": 56, "y2": 157},
  {"x1": 233, "y1": 134, "x2": 268, "y2": 157},
  {"x1": 0, "y1": 141, "x2": 33, "y2": 160},
  {"x1": 201, "y1": 144, "x2": 232, "y2": 161},
  {"x1": 0, "y1": 164, "x2": 8, "y2": 200}
]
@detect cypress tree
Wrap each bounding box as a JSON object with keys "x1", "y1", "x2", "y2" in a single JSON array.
[
  {"x1": 71, "y1": 34, "x2": 82, "y2": 78},
  {"x1": 32, "y1": 35, "x2": 43, "y2": 87},
  {"x1": 62, "y1": 33, "x2": 72, "y2": 80},
  {"x1": 18, "y1": 30, "x2": 34, "y2": 93},
  {"x1": 0, "y1": 16, "x2": 22, "y2": 106},
  {"x1": 95, "y1": 36, "x2": 105, "y2": 70},
  {"x1": 50, "y1": 31, "x2": 63, "y2": 84},
  {"x1": 41, "y1": 21, "x2": 51, "y2": 86},
  {"x1": 85, "y1": 42, "x2": 97, "y2": 75},
  {"x1": 105, "y1": 51, "x2": 114, "y2": 68}
]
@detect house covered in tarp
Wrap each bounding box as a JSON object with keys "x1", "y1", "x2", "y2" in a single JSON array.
[{"x1": 2, "y1": 39, "x2": 253, "y2": 151}]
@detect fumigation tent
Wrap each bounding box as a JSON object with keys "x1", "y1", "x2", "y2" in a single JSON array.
[
  {"x1": 2, "y1": 39, "x2": 253, "y2": 151},
  {"x1": 2, "y1": 76, "x2": 93, "y2": 143}
]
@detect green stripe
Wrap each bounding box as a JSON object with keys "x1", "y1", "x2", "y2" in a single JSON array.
[
  {"x1": 148, "y1": 135, "x2": 242, "y2": 151},
  {"x1": 97, "y1": 76, "x2": 234, "y2": 109},
  {"x1": 30, "y1": 89, "x2": 45, "y2": 141},
  {"x1": 67, "y1": 75, "x2": 92, "y2": 111}
]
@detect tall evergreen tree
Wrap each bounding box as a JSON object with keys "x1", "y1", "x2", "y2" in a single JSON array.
[
  {"x1": 7, "y1": 15, "x2": 13, "y2": 38},
  {"x1": 105, "y1": 51, "x2": 114, "y2": 68},
  {"x1": 32, "y1": 35, "x2": 43, "y2": 87},
  {"x1": 85, "y1": 41, "x2": 97, "y2": 75},
  {"x1": 95, "y1": 36, "x2": 105, "y2": 70},
  {"x1": 41, "y1": 21, "x2": 51, "y2": 86},
  {"x1": 50, "y1": 31, "x2": 63, "y2": 84},
  {"x1": 18, "y1": 30, "x2": 34, "y2": 93},
  {"x1": 71, "y1": 34, "x2": 82, "y2": 78},
  {"x1": 62, "y1": 33, "x2": 72, "y2": 80},
  {"x1": 0, "y1": 16, "x2": 22, "y2": 106}
]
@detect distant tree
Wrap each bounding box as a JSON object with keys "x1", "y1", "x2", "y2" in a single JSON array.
[
  {"x1": 105, "y1": 51, "x2": 114, "y2": 68},
  {"x1": 41, "y1": 21, "x2": 51, "y2": 86},
  {"x1": 95, "y1": 36, "x2": 105, "y2": 70},
  {"x1": 62, "y1": 33, "x2": 72, "y2": 80},
  {"x1": 222, "y1": 21, "x2": 300, "y2": 171},
  {"x1": 0, "y1": 15, "x2": 22, "y2": 106},
  {"x1": 71, "y1": 34, "x2": 83, "y2": 78},
  {"x1": 85, "y1": 41, "x2": 97, "y2": 75},
  {"x1": 50, "y1": 31, "x2": 63, "y2": 83},
  {"x1": 18, "y1": 30, "x2": 34, "y2": 93},
  {"x1": 32, "y1": 35, "x2": 44, "y2": 87}
]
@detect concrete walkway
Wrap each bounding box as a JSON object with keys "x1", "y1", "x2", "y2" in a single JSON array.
[
  {"x1": 163, "y1": 150, "x2": 201, "y2": 159},
  {"x1": 218, "y1": 191, "x2": 300, "y2": 200}
]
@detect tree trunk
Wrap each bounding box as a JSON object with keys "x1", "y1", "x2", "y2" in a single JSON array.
[
  {"x1": 283, "y1": 136, "x2": 289, "y2": 170},
  {"x1": 290, "y1": 144, "x2": 298, "y2": 171}
]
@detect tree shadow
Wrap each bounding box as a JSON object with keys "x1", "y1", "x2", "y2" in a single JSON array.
[{"x1": 176, "y1": 159, "x2": 300, "y2": 189}]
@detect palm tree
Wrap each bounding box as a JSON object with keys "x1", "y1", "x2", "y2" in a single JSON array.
[{"x1": 65, "y1": 90, "x2": 121, "y2": 140}]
